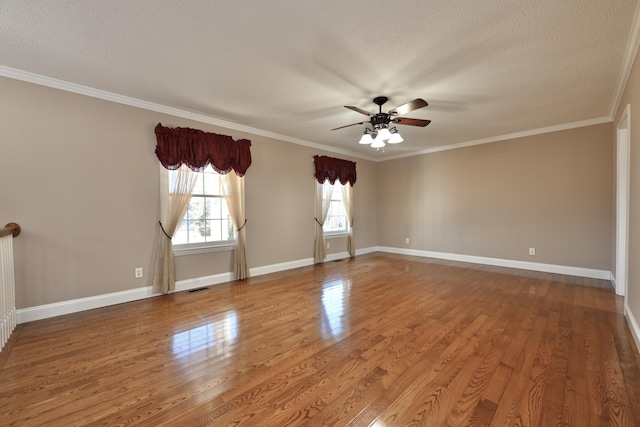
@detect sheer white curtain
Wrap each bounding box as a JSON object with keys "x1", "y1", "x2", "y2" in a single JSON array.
[
  {"x1": 153, "y1": 165, "x2": 198, "y2": 294},
  {"x1": 314, "y1": 180, "x2": 333, "y2": 263},
  {"x1": 220, "y1": 172, "x2": 249, "y2": 279},
  {"x1": 341, "y1": 183, "x2": 355, "y2": 257}
]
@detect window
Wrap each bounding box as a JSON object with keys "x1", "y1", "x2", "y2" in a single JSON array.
[
  {"x1": 323, "y1": 182, "x2": 349, "y2": 235},
  {"x1": 171, "y1": 165, "x2": 235, "y2": 250}
]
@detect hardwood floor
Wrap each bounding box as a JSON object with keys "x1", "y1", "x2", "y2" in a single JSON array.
[{"x1": 1, "y1": 253, "x2": 640, "y2": 426}]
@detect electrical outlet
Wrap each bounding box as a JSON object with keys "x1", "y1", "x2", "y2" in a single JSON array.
[
  {"x1": 529, "y1": 248, "x2": 535, "y2": 256},
  {"x1": 135, "y1": 267, "x2": 143, "y2": 278},
  {"x1": 326, "y1": 242, "x2": 330, "y2": 249},
  {"x1": 405, "y1": 238, "x2": 410, "y2": 244}
]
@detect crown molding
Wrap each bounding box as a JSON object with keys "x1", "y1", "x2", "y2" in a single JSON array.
[
  {"x1": 0, "y1": 66, "x2": 377, "y2": 162},
  {"x1": 381, "y1": 116, "x2": 613, "y2": 161},
  {"x1": 611, "y1": 1, "x2": 640, "y2": 118},
  {"x1": 0, "y1": 65, "x2": 612, "y2": 164}
]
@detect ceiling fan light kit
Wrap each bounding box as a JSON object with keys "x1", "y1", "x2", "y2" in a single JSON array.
[
  {"x1": 388, "y1": 129, "x2": 403, "y2": 144},
  {"x1": 359, "y1": 130, "x2": 374, "y2": 144},
  {"x1": 332, "y1": 96, "x2": 430, "y2": 149},
  {"x1": 371, "y1": 137, "x2": 386, "y2": 148}
]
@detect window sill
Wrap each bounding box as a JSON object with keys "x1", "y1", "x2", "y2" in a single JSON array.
[
  {"x1": 173, "y1": 243, "x2": 235, "y2": 256},
  {"x1": 324, "y1": 232, "x2": 349, "y2": 239}
]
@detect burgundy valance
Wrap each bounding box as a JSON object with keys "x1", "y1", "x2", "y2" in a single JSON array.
[
  {"x1": 155, "y1": 123, "x2": 252, "y2": 176},
  {"x1": 313, "y1": 155, "x2": 357, "y2": 186}
]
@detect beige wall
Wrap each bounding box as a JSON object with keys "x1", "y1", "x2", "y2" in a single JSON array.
[
  {"x1": 615, "y1": 46, "x2": 640, "y2": 328},
  {"x1": 0, "y1": 76, "x2": 377, "y2": 308},
  {"x1": 377, "y1": 124, "x2": 614, "y2": 270},
  {"x1": 0, "y1": 73, "x2": 616, "y2": 313}
]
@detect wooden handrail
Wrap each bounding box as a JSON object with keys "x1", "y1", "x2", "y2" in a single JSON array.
[{"x1": 0, "y1": 223, "x2": 21, "y2": 238}]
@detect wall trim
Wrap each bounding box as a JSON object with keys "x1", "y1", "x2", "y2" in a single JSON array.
[
  {"x1": 17, "y1": 286, "x2": 157, "y2": 324},
  {"x1": 611, "y1": 0, "x2": 640, "y2": 118},
  {"x1": 382, "y1": 116, "x2": 612, "y2": 161},
  {"x1": 250, "y1": 257, "x2": 314, "y2": 277},
  {"x1": 625, "y1": 302, "x2": 640, "y2": 353},
  {"x1": 612, "y1": 274, "x2": 619, "y2": 292},
  {"x1": 16, "y1": 272, "x2": 237, "y2": 324},
  {"x1": 376, "y1": 246, "x2": 613, "y2": 280},
  {"x1": 16, "y1": 246, "x2": 610, "y2": 324},
  {"x1": 174, "y1": 272, "x2": 235, "y2": 292}
]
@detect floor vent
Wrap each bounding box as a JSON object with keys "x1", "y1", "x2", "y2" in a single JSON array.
[
  {"x1": 187, "y1": 287, "x2": 209, "y2": 293},
  {"x1": 334, "y1": 259, "x2": 344, "y2": 262}
]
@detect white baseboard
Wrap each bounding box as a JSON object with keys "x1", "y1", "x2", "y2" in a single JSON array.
[
  {"x1": 609, "y1": 274, "x2": 627, "y2": 296},
  {"x1": 376, "y1": 246, "x2": 612, "y2": 280},
  {"x1": 248, "y1": 247, "x2": 378, "y2": 277},
  {"x1": 250, "y1": 257, "x2": 314, "y2": 277},
  {"x1": 174, "y1": 272, "x2": 235, "y2": 292},
  {"x1": 17, "y1": 286, "x2": 157, "y2": 324},
  {"x1": 353, "y1": 246, "x2": 379, "y2": 256},
  {"x1": 15, "y1": 249, "x2": 370, "y2": 324},
  {"x1": 16, "y1": 246, "x2": 611, "y2": 324},
  {"x1": 625, "y1": 302, "x2": 640, "y2": 353}
]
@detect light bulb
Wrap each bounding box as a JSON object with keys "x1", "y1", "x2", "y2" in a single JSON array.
[
  {"x1": 377, "y1": 128, "x2": 392, "y2": 141},
  {"x1": 388, "y1": 132, "x2": 403, "y2": 144},
  {"x1": 359, "y1": 133, "x2": 373, "y2": 144},
  {"x1": 371, "y1": 136, "x2": 386, "y2": 148}
]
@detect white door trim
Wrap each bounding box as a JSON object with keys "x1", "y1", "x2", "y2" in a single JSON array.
[{"x1": 616, "y1": 104, "x2": 631, "y2": 297}]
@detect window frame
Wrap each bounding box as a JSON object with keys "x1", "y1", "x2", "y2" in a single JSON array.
[
  {"x1": 168, "y1": 166, "x2": 236, "y2": 256},
  {"x1": 323, "y1": 182, "x2": 350, "y2": 238}
]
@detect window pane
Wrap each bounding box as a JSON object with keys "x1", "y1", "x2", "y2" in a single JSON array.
[
  {"x1": 323, "y1": 182, "x2": 344, "y2": 200},
  {"x1": 173, "y1": 221, "x2": 189, "y2": 245},
  {"x1": 222, "y1": 219, "x2": 235, "y2": 241},
  {"x1": 327, "y1": 212, "x2": 345, "y2": 232},
  {"x1": 332, "y1": 185, "x2": 343, "y2": 201},
  {"x1": 185, "y1": 197, "x2": 203, "y2": 241},
  {"x1": 323, "y1": 184, "x2": 348, "y2": 233},
  {"x1": 203, "y1": 170, "x2": 220, "y2": 195},
  {"x1": 206, "y1": 220, "x2": 220, "y2": 241},
  {"x1": 188, "y1": 197, "x2": 204, "y2": 221},
  {"x1": 203, "y1": 197, "x2": 212, "y2": 220},
  {"x1": 221, "y1": 199, "x2": 230, "y2": 218},
  {"x1": 210, "y1": 197, "x2": 223, "y2": 219},
  {"x1": 190, "y1": 218, "x2": 207, "y2": 243}
]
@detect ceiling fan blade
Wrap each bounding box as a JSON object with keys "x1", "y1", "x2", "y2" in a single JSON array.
[
  {"x1": 392, "y1": 117, "x2": 431, "y2": 127},
  {"x1": 345, "y1": 106, "x2": 373, "y2": 116},
  {"x1": 388, "y1": 98, "x2": 428, "y2": 116},
  {"x1": 331, "y1": 121, "x2": 366, "y2": 131}
]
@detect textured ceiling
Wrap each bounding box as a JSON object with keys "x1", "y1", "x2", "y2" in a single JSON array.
[{"x1": 1, "y1": 0, "x2": 638, "y2": 160}]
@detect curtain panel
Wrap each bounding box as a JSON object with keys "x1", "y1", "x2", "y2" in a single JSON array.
[
  {"x1": 153, "y1": 166, "x2": 198, "y2": 294},
  {"x1": 314, "y1": 181, "x2": 333, "y2": 263},
  {"x1": 313, "y1": 155, "x2": 356, "y2": 186},
  {"x1": 155, "y1": 123, "x2": 252, "y2": 176},
  {"x1": 341, "y1": 184, "x2": 355, "y2": 257},
  {"x1": 220, "y1": 172, "x2": 249, "y2": 279}
]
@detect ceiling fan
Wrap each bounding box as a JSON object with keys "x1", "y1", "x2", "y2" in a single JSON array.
[{"x1": 331, "y1": 96, "x2": 431, "y2": 147}]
